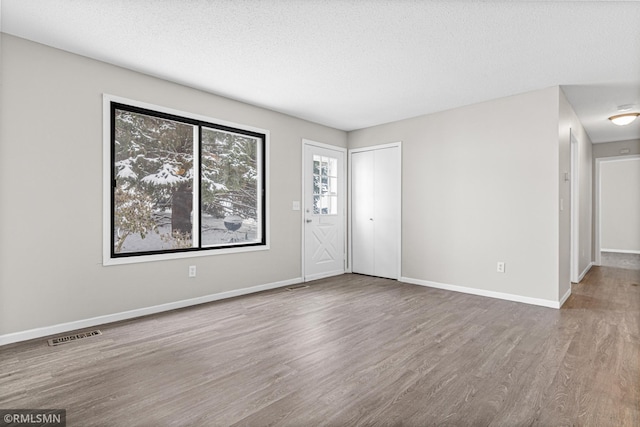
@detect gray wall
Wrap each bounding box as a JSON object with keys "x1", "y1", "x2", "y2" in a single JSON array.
[
  {"x1": 559, "y1": 89, "x2": 593, "y2": 286},
  {"x1": 593, "y1": 139, "x2": 640, "y2": 159},
  {"x1": 349, "y1": 87, "x2": 564, "y2": 303},
  {"x1": 0, "y1": 34, "x2": 347, "y2": 336}
]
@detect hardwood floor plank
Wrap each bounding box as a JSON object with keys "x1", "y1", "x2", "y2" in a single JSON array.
[{"x1": 1, "y1": 269, "x2": 638, "y2": 426}]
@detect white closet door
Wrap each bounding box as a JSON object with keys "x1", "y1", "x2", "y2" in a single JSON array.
[
  {"x1": 351, "y1": 144, "x2": 401, "y2": 279},
  {"x1": 351, "y1": 150, "x2": 375, "y2": 275},
  {"x1": 372, "y1": 147, "x2": 401, "y2": 279}
]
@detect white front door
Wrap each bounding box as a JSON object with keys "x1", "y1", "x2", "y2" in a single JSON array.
[{"x1": 303, "y1": 141, "x2": 346, "y2": 281}]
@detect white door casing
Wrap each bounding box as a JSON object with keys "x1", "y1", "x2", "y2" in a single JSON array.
[
  {"x1": 303, "y1": 140, "x2": 346, "y2": 281},
  {"x1": 570, "y1": 130, "x2": 579, "y2": 283},
  {"x1": 595, "y1": 154, "x2": 640, "y2": 265}
]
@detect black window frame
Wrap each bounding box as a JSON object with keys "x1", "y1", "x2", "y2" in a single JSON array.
[{"x1": 109, "y1": 100, "x2": 267, "y2": 260}]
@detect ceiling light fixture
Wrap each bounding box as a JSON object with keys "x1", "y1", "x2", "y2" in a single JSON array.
[{"x1": 608, "y1": 112, "x2": 640, "y2": 126}]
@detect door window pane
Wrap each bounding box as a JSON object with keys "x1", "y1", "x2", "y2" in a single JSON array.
[{"x1": 312, "y1": 154, "x2": 338, "y2": 215}]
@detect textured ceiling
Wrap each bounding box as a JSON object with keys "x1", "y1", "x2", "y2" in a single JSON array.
[{"x1": 2, "y1": 0, "x2": 639, "y2": 142}]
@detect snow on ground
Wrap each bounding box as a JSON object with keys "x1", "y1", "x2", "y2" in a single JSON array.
[{"x1": 116, "y1": 215, "x2": 258, "y2": 253}]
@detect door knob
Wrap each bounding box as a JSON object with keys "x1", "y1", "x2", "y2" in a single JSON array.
[{"x1": 306, "y1": 219, "x2": 312, "y2": 223}]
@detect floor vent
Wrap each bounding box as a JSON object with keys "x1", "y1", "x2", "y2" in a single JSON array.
[
  {"x1": 48, "y1": 330, "x2": 102, "y2": 346},
  {"x1": 286, "y1": 284, "x2": 310, "y2": 291}
]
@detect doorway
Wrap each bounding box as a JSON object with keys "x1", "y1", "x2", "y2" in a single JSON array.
[
  {"x1": 595, "y1": 155, "x2": 640, "y2": 266},
  {"x1": 302, "y1": 140, "x2": 346, "y2": 281}
]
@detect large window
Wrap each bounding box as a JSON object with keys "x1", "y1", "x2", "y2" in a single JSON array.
[{"x1": 105, "y1": 96, "x2": 267, "y2": 263}]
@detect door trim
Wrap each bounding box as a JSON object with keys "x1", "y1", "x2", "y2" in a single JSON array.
[
  {"x1": 301, "y1": 139, "x2": 347, "y2": 282},
  {"x1": 594, "y1": 154, "x2": 640, "y2": 266},
  {"x1": 570, "y1": 129, "x2": 579, "y2": 283},
  {"x1": 348, "y1": 142, "x2": 402, "y2": 279}
]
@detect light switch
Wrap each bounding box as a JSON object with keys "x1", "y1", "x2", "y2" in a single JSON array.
[{"x1": 292, "y1": 201, "x2": 300, "y2": 211}]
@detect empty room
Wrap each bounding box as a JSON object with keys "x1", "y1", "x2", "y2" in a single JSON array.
[{"x1": 1, "y1": 1, "x2": 639, "y2": 426}]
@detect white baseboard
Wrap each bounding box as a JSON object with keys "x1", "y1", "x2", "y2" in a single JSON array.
[
  {"x1": 601, "y1": 249, "x2": 640, "y2": 255},
  {"x1": 559, "y1": 286, "x2": 572, "y2": 307},
  {"x1": 0, "y1": 277, "x2": 303, "y2": 347},
  {"x1": 577, "y1": 262, "x2": 594, "y2": 282},
  {"x1": 399, "y1": 276, "x2": 563, "y2": 309}
]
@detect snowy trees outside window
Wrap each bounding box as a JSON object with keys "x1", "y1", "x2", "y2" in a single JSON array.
[{"x1": 110, "y1": 102, "x2": 265, "y2": 258}]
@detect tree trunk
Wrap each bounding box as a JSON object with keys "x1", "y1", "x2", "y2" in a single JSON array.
[{"x1": 172, "y1": 184, "x2": 193, "y2": 235}]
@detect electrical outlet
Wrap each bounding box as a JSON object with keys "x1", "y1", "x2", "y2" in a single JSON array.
[
  {"x1": 497, "y1": 262, "x2": 505, "y2": 273},
  {"x1": 188, "y1": 265, "x2": 196, "y2": 278}
]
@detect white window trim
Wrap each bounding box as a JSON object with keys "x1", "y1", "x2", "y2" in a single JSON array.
[{"x1": 102, "y1": 94, "x2": 270, "y2": 266}]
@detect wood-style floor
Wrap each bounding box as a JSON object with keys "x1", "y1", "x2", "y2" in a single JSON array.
[{"x1": 1, "y1": 266, "x2": 639, "y2": 426}]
